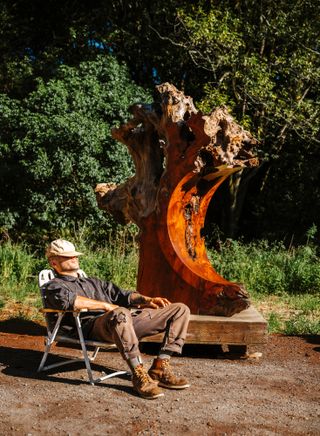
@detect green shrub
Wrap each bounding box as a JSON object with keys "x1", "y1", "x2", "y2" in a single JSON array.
[
  {"x1": 0, "y1": 242, "x2": 38, "y2": 302},
  {"x1": 0, "y1": 55, "x2": 151, "y2": 244},
  {"x1": 209, "y1": 239, "x2": 320, "y2": 296},
  {"x1": 267, "y1": 312, "x2": 282, "y2": 333},
  {"x1": 284, "y1": 315, "x2": 320, "y2": 336},
  {"x1": 0, "y1": 242, "x2": 34, "y2": 284}
]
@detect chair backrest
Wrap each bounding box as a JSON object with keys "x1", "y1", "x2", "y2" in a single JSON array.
[
  {"x1": 38, "y1": 268, "x2": 87, "y2": 288},
  {"x1": 38, "y1": 268, "x2": 87, "y2": 309},
  {"x1": 38, "y1": 268, "x2": 88, "y2": 334}
]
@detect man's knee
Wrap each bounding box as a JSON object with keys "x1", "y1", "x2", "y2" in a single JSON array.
[
  {"x1": 110, "y1": 307, "x2": 132, "y2": 324},
  {"x1": 171, "y1": 302, "x2": 190, "y2": 317}
]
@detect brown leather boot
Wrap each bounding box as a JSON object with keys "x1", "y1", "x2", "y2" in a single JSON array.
[
  {"x1": 132, "y1": 364, "x2": 164, "y2": 399},
  {"x1": 148, "y1": 358, "x2": 190, "y2": 389}
]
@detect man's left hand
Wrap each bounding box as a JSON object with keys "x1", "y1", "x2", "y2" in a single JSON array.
[
  {"x1": 146, "y1": 297, "x2": 171, "y2": 309},
  {"x1": 130, "y1": 292, "x2": 171, "y2": 309}
]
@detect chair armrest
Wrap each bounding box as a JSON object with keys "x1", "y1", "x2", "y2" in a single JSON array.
[{"x1": 39, "y1": 308, "x2": 88, "y2": 313}]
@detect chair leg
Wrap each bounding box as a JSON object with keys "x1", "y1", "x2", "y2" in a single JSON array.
[
  {"x1": 37, "y1": 338, "x2": 52, "y2": 372},
  {"x1": 90, "y1": 347, "x2": 100, "y2": 361},
  {"x1": 38, "y1": 313, "x2": 64, "y2": 372},
  {"x1": 38, "y1": 312, "x2": 129, "y2": 384},
  {"x1": 74, "y1": 313, "x2": 95, "y2": 385},
  {"x1": 74, "y1": 315, "x2": 130, "y2": 384}
]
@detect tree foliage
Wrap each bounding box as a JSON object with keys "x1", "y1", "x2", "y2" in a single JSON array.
[
  {"x1": 0, "y1": 55, "x2": 151, "y2": 241},
  {"x1": 154, "y1": 0, "x2": 320, "y2": 241},
  {"x1": 0, "y1": 0, "x2": 319, "y2": 244}
]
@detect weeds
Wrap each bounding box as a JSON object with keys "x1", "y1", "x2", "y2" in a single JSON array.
[
  {"x1": 284, "y1": 316, "x2": 319, "y2": 335},
  {"x1": 267, "y1": 312, "x2": 282, "y2": 333},
  {"x1": 209, "y1": 237, "x2": 319, "y2": 335},
  {"x1": 0, "y1": 231, "x2": 319, "y2": 335},
  {"x1": 0, "y1": 242, "x2": 38, "y2": 305},
  {"x1": 0, "y1": 242, "x2": 34, "y2": 284},
  {"x1": 209, "y1": 239, "x2": 320, "y2": 296}
]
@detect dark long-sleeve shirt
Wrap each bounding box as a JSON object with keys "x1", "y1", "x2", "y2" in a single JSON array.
[{"x1": 42, "y1": 274, "x2": 133, "y2": 337}]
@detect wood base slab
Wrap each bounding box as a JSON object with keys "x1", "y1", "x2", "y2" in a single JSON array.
[{"x1": 141, "y1": 306, "x2": 268, "y2": 346}]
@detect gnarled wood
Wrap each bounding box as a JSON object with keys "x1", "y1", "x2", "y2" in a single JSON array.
[{"x1": 96, "y1": 83, "x2": 259, "y2": 316}]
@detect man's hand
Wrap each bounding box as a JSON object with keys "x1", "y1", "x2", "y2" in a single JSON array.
[
  {"x1": 144, "y1": 297, "x2": 171, "y2": 309},
  {"x1": 130, "y1": 293, "x2": 171, "y2": 309}
]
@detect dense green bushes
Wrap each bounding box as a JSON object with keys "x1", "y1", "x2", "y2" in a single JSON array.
[
  {"x1": 0, "y1": 1, "x2": 319, "y2": 245},
  {"x1": 0, "y1": 55, "x2": 151, "y2": 243}
]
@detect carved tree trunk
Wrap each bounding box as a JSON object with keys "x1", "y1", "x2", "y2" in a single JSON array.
[{"x1": 96, "y1": 83, "x2": 259, "y2": 316}]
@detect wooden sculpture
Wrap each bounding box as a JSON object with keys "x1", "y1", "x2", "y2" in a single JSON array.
[{"x1": 95, "y1": 83, "x2": 259, "y2": 317}]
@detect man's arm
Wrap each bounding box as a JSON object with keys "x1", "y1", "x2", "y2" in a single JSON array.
[
  {"x1": 74, "y1": 295, "x2": 119, "y2": 312},
  {"x1": 129, "y1": 293, "x2": 171, "y2": 309}
]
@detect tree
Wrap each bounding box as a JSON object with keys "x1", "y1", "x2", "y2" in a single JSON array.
[
  {"x1": 0, "y1": 0, "x2": 318, "y2": 242},
  {"x1": 158, "y1": 0, "x2": 320, "y2": 242},
  {"x1": 0, "y1": 55, "x2": 151, "y2": 242},
  {"x1": 0, "y1": 1, "x2": 187, "y2": 96}
]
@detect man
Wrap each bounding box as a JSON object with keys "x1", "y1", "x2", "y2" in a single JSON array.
[{"x1": 43, "y1": 238, "x2": 190, "y2": 399}]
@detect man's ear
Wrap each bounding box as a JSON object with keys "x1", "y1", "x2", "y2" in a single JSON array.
[{"x1": 48, "y1": 258, "x2": 56, "y2": 268}]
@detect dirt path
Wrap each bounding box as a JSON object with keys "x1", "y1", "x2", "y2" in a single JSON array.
[{"x1": 0, "y1": 319, "x2": 319, "y2": 436}]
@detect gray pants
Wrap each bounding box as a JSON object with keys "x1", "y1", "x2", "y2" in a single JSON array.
[{"x1": 89, "y1": 303, "x2": 190, "y2": 360}]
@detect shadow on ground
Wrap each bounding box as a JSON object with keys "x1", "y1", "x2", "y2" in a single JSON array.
[
  {"x1": 0, "y1": 345, "x2": 133, "y2": 395},
  {"x1": 0, "y1": 318, "x2": 46, "y2": 336},
  {"x1": 301, "y1": 334, "x2": 320, "y2": 352}
]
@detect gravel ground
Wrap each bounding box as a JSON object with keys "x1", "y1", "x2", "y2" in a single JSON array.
[{"x1": 0, "y1": 319, "x2": 319, "y2": 436}]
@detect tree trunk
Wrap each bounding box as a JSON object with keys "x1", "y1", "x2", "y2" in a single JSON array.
[{"x1": 96, "y1": 83, "x2": 259, "y2": 316}]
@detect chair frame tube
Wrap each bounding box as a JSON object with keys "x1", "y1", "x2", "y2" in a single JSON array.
[{"x1": 37, "y1": 269, "x2": 129, "y2": 384}]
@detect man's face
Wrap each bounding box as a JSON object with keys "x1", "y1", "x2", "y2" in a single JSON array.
[{"x1": 49, "y1": 255, "x2": 80, "y2": 275}]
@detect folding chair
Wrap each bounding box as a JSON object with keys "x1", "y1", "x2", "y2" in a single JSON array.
[{"x1": 37, "y1": 269, "x2": 129, "y2": 385}]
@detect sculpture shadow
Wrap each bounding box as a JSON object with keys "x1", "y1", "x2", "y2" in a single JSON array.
[{"x1": 140, "y1": 342, "x2": 245, "y2": 359}]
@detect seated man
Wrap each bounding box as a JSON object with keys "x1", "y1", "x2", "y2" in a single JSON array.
[{"x1": 43, "y1": 238, "x2": 190, "y2": 399}]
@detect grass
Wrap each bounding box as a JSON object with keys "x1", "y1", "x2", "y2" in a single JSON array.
[
  {"x1": 0, "y1": 232, "x2": 319, "y2": 335},
  {"x1": 0, "y1": 232, "x2": 139, "y2": 321},
  {"x1": 254, "y1": 295, "x2": 320, "y2": 335},
  {"x1": 209, "y1": 239, "x2": 320, "y2": 295},
  {"x1": 209, "y1": 238, "x2": 320, "y2": 335}
]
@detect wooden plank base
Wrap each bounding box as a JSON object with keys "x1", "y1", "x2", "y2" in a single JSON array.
[{"x1": 141, "y1": 306, "x2": 268, "y2": 346}]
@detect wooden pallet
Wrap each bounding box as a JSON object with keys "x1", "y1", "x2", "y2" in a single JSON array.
[{"x1": 141, "y1": 306, "x2": 268, "y2": 347}]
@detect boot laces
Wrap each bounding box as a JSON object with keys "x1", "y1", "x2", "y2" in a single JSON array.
[
  {"x1": 135, "y1": 365, "x2": 153, "y2": 384},
  {"x1": 161, "y1": 359, "x2": 174, "y2": 377}
]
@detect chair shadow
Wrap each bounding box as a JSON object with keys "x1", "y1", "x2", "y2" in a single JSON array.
[
  {"x1": 0, "y1": 345, "x2": 133, "y2": 395},
  {"x1": 0, "y1": 343, "x2": 238, "y2": 401},
  {"x1": 0, "y1": 318, "x2": 46, "y2": 336}
]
